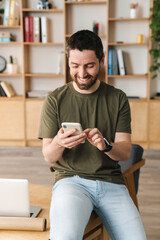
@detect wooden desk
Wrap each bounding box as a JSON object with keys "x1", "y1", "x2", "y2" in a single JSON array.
[
  {"x1": 0, "y1": 183, "x2": 109, "y2": 240},
  {"x1": 0, "y1": 184, "x2": 51, "y2": 240}
]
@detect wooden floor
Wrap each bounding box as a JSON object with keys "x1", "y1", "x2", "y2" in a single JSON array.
[{"x1": 0, "y1": 146, "x2": 160, "y2": 240}]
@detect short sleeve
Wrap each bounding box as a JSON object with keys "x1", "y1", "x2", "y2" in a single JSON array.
[
  {"x1": 116, "y1": 92, "x2": 131, "y2": 134},
  {"x1": 38, "y1": 94, "x2": 59, "y2": 139}
]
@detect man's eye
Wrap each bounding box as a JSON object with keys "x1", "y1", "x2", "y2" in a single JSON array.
[
  {"x1": 72, "y1": 65, "x2": 78, "y2": 68},
  {"x1": 87, "y1": 64, "x2": 94, "y2": 68}
]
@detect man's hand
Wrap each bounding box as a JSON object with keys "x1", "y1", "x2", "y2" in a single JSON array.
[
  {"x1": 42, "y1": 128, "x2": 87, "y2": 163},
  {"x1": 54, "y1": 128, "x2": 87, "y2": 149},
  {"x1": 84, "y1": 128, "x2": 132, "y2": 161},
  {"x1": 84, "y1": 128, "x2": 106, "y2": 151}
]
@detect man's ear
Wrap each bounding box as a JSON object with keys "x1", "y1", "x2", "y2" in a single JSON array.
[
  {"x1": 68, "y1": 57, "x2": 71, "y2": 68},
  {"x1": 100, "y1": 54, "x2": 105, "y2": 67}
]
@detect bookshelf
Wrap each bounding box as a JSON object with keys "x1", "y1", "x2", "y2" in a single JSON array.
[
  {"x1": 0, "y1": 0, "x2": 160, "y2": 149},
  {"x1": 21, "y1": 0, "x2": 64, "y2": 146},
  {"x1": 0, "y1": 0, "x2": 65, "y2": 146},
  {"x1": 106, "y1": 0, "x2": 153, "y2": 149}
]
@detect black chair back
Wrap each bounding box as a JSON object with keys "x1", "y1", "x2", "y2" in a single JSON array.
[{"x1": 119, "y1": 144, "x2": 144, "y2": 193}]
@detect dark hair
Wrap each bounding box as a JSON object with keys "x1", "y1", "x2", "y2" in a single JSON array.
[{"x1": 66, "y1": 30, "x2": 104, "y2": 62}]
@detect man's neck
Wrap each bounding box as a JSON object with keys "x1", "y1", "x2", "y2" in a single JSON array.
[{"x1": 73, "y1": 80, "x2": 101, "y2": 94}]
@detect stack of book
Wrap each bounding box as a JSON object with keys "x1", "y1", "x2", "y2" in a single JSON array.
[
  {"x1": 153, "y1": 92, "x2": 160, "y2": 100},
  {"x1": 3, "y1": 0, "x2": 20, "y2": 26},
  {"x1": 0, "y1": 32, "x2": 15, "y2": 42},
  {"x1": 27, "y1": 90, "x2": 51, "y2": 98},
  {"x1": 24, "y1": 16, "x2": 48, "y2": 43},
  {"x1": 0, "y1": 81, "x2": 16, "y2": 97},
  {"x1": 108, "y1": 49, "x2": 126, "y2": 76}
]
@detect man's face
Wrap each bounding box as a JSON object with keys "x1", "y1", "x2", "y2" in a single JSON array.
[{"x1": 68, "y1": 49, "x2": 103, "y2": 92}]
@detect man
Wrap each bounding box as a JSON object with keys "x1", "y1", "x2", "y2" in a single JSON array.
[{"x1": 39, "y1": 30, "x2": 146, "y2": 240}]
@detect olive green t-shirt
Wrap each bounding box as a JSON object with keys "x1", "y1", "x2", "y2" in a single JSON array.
[{"x1": 39, "y1": 81, "x2": 131, "y2": 185}]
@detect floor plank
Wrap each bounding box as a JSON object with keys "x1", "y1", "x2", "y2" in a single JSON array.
[{"x1": 138, "y1": 150, "x2": 160, "y2": 240}]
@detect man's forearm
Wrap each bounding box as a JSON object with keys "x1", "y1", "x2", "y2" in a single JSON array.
[
  {"x1": 106, "y1": 141, "x2": 132, "y2": 162},
  {"x1": 43, "y1": 137, "x2": 65, "y2": 163}
]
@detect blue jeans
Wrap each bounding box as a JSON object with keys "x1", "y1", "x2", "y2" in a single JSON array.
[{"x1": 50, "y1": 175, "x2": 146, "y2": 240}]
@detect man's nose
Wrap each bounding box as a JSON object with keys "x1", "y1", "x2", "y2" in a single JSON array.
[{"x1": 78, "y1": 66, "x2": 87, "y2": 78}]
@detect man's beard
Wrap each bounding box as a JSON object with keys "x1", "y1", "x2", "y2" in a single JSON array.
[{"x1": 71, "y1": 70, "x2": 100, "y2": 90}]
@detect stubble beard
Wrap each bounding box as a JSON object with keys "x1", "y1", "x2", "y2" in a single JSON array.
[{"x1": 71, "y1": 70, "x2": 100, "y2": 90}]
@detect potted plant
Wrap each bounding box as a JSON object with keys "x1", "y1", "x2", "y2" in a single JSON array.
[
  {"x1": 7, "y1": 55, "x2": 18, "y2": 74},
  {"x1": 149, "y1": 0, "x2": 160, "y2": 79}
]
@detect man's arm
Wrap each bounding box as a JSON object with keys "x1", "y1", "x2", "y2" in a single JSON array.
[
  {"x1": 84, "y1": 128, "x2": 131, "y2": 161},
  {"x1": 107, "y1": 132, "x2": 131, "y2": 161},
  {"x1": 42, "y1": 128, "x2": 87, "y2": 163}
]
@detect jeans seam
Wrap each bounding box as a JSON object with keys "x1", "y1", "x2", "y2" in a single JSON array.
[{"x1": 95, "y1": 208, "x2": 116, "y2": 240}]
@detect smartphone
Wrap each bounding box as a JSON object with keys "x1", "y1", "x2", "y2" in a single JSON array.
[{"x1": 61, "y1": 122, "x2": 83, "y2": 136}]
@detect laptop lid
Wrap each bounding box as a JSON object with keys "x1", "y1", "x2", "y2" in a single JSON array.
[{"x1": 0, "y1": 178, "x2": 30, "y2": 217}]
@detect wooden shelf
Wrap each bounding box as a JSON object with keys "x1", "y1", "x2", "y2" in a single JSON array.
[
  {"x1": 25, "y1": 97, "x2": 45, "y2": 101},
  {"x1": 108, "y1": 74, "x2": 148, "y2": 78},
  {"x1": 128, "y1": 98, "x2": 148, "y2": 102},
  {"x1": 99, "y1": 34, "x2": 106, "y2": 38},
  {"x1": 65, "y1": 34, "x2": 71, "y2": 38},
  {"x1": 65, "y1": 1, "x2": 107, "y2": 5},
  {"x1": 23, "y1": 42, "x2": 64, "y2": 46},
  {"x1": 22, "y1": 8, "x2": 63, "y2": 13},
  {"x1": 108, "y1": 17, "x2": 149, "y2": 21},
  {"x1": 0, "y1": 73, "x2": 23, "y2": 77},
  {"x1": 25, "y1": 73, "x2": 64, "y2": 78},
  {"x1": 0, "y1": 25, "x2": 21, "y2": 29},
  {"x1": 0, "y1": 96, "x2": 23, "y2": 101},
  {"x1": 66, "y1": 34, "x2": 106, "y2": 38},
  {"x1": 0, "y1": 41, "x2": 22, "y2": 45},
  {"x1": 108, "y1": 42, "x2": 149, "y2": 46}
]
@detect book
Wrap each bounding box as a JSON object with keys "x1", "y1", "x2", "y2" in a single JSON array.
[
  {"x1": 154, "y1": 96, "x2": 160, "y2": 100},
  {"x1": 0, "y1": 81, "x2": 16, "y2": 97},
  {"x1": 0, "y1": 86, "x2": 2, "y2": 96},
  {"x1": 24, "y1": 16, "x2": 29, "y2": 42},
  {"x1": 0, "y1": 9, "x2": 5, "y2": 25},
  {"x1": 3, "y1": 0, "x2": 10, "y2": 25},
  {"x1": 127, "y1": 96, "x2": 140, "y2": 99},
  {"x1": 29, "y1": 16, "x2": 33, "y2": 42},
  {"x1": 57, "y1": 51, "x2": 64, "y2": 74},
  {"x1": 0, "y1": 83, "x2": 7, "y2": 97},
  {"x1": 13, "y1": 0, "x2": 20, "y2": 25},
  {"x1": 41, "y1": 16, "x2": 48, "y2": 43},
  {"x1": 27, "y1": 91, "x2": 51, "y2": 98},
  {"x1": 0, "y1": 37, "x2": 11, "y2": 42},
  {"x1": 0, "y1": 32, "x2": 11, "y2": 38},
  {"x1": 117, "y1": 49, "x2": 126, "y2": 75},
  {"x1": 8, "y1": 0, "x2": 20, "y2": 26},
  {"x1": 0, "y1": 32, "x2": 15, "y2": 42},
  {"x1": 112, "y1": 49, "x2": 119, "y2": 75},
  {"x1": 153, "y1": 92, "x2": 160, "y2": 99},
  {"x1": 33, "y1": 17, "x2": 40, "y2": 42},
  {"x1": 108, "y1": 49, "x2": 113, "y2": 75},
  {"x1": 8, "y1": 0, "x2": 15, "y2": 26}
]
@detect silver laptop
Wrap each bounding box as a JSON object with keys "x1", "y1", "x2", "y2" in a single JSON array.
[{"x1": 0, "y1": 178, "x2": 41, "y2": 218}]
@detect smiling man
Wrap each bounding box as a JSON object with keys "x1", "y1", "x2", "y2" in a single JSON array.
[
  {"x1": 39, "y1": 30, "x2": 146, "y2": 240},
  {"x1": 69, "y1": 49, "x2": 102, "y2": 91}
]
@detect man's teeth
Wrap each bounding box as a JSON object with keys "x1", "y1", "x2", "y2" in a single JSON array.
[{"x1": 79, "y1": 78, "x2": 89, "y2": 81}]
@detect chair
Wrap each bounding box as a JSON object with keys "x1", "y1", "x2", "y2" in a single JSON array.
[
  {"x1": 119, "y1": 144, "x2": 145, "y2": 209},
  {"x1": 83, "y1": 144, "x2": 145, "y2": 240}
]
